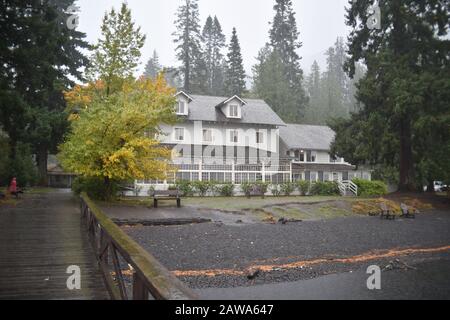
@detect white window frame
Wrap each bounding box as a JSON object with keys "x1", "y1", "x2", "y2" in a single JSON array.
[
  {"x1": 229, "y1": 104, "x2": 239, "y2": 118},
  {"x1": 203, "y1": 129, "x2": 213, "y2": 143},
  {"x1": 174, "y1": 127, "x2": 185, "y2": 141},
  {"x1": 176, "y1": 100, "x2": 186, "y2": 115},
  {"x1": 229, "y1": 130, "x2": 239, "y2": 143},
  {"x1": 256, "y1": 130, "x2": 264, "y2": 144}
]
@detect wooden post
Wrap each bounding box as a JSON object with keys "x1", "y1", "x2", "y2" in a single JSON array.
[{"x1": 132, "y1": 273, "x2": 148, "y2": 300}]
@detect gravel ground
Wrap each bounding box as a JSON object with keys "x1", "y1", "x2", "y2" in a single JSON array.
[{"x1": 124, "y1": 210, "x2": 450, "y2": 288}]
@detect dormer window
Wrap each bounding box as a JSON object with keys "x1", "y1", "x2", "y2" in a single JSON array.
[
  {"x1": 177, "y1": 100, "x2": 186, "y2": 115},
  {"x1": 174, "y1": 91, "x2": 193, "y2": 116},
  {"x1": 229, "y1": 104, "x2": 239, "y2": 118},
  {"x1": 216, "y1": 96, "x2": 246, "y2": 119}
]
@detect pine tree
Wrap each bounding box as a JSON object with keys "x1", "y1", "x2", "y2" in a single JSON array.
[
  {"x1": 269, "y1": 0, "x2": 303, "y2": 85},
  {"x1": 253, "y1": 0, "x2": 308, "y2": 122},
  {"x1": 172, "y1": 0, "x2": 203, "y2": 93},
  {"x1": 144, "y1": 50, "x2": 162, "y2": 79},
  {"x1": 332, "y1": 0, "x2": 450, "y2": 191},
  {"x1": 0, "y1": 0, "x2": 89, "y2": 185},
  {"x1": 201, "y1": 16, "x2": 226, "y2": 95},
  {"x1": 88, "y1": 3, "x2": 146, "y2": 95},
  {"x1": 224, "y1": 28, "x2": 246, "y2": 96},
  {"x1": 304, "y1": 61, "x2": 322, "y2": 124}
]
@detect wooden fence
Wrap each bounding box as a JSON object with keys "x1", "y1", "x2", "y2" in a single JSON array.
[{"x1": 80, "y1": 193, "x2": 197, "y2": 300}]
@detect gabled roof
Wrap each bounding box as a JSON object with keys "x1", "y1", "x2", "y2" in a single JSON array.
[
  {"x1": 176, "y1": 95, "x2": 285, "y2": 127},
  {"x1": 175, "y1": 91, "x2": 194, "y2": 102},
  {"x1": 280, "y1": 124, "x2": 336, "y2": 151},
  {"x1": 216, "y1": 95, "x2": 247, "y2": 107}
]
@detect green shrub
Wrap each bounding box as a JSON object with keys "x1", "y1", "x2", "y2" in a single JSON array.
[
  {"x1": 240, "y1": 182, "x2": 253, "y2": 197},
  {"x1": 255, "y1": 181, "x2": 269, "y2": 196},
  {"x1": 192, "y1": 181, "x2": 212, "y2": 196},
  {"x1": 216, "y1": 183, "x2": 235, "y2": 197},
  {"x1": 310, "y1": 181, "x2": 340, "y2": 196},
  {"x1": 175, "y1": 180, "x2": 194, "y2": 196},
  {"x1": 72, "y1": 176, "x2": 120, "y2": 200},
  {"x1": 280, "y1": 182, "x2": 295, "y2": 196},
  {"x1": 352, "y1": 178, "x2": 387, "y2": 196},
  {"x1": 296, "y1": 180, "x2": 310, "y2": 196},
  {"x1": 270, "y1": 185, "x2": 281, "y2": 196},
  {"x1": 240, "y1": 181, "x2": 269, "y2": 198}
]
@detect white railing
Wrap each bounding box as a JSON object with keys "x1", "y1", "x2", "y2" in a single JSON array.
[{"x1": 339, "y1": 180, "x2": 358, "y2": 196}]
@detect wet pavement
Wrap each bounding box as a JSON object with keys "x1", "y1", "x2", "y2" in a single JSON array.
[{"x1": 195, "y1": 258, "x2": 450, "y2": 300}]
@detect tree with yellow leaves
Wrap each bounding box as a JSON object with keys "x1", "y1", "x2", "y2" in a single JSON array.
[{"x1": 58, "y1": 75, "x2": 177, "y2": 199}]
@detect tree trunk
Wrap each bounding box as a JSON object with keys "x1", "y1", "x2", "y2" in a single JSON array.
[
  {"x1": 398, "y1": 118, "x2": 415, "y2": 191},
  {"x1": 104, "y1": 176, "x2": 112, "y2": 200},
  {"x1": 184, "y1": 56, "x2": 190, "y2": 92},
  {"x1": 37, "y1": 146, "x2": 48, "y2": 186},
  {"x1": 426, "y1": 180, "x2": 435, "y2": 193}
]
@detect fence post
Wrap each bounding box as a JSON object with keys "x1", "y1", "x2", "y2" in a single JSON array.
[{"x1": 132, "y1": 272, "x2": 148, "y2": 300}]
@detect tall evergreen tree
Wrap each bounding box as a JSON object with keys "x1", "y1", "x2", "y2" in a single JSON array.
[
  {"x1": 88, "y1": 3, "x2": 145, "y2": 95},
  {"x1": 269, "y1": 0, "x2": 303, "y2": 85},
  {"x1": 173, "y1": 0, "x2": 203, "y2": 93},
  {"x1": 0, "y1": 0, "x2": 89, "y2": 184},
  {"x1": 304, "y1": 61, "x2": 322, "y2": 124},
  {"x1": 224, "y1": 28, "x2": 246, "y2": 96},
  {"x1": 201, "y1": 16, "x2": 226, "y2": 95},
  {"x1": 253, "y1": 0, "x2": 307, "y2": 122},
  {"x1": 143, "y1": 50, "x2": 162, "y2": 79},
  {"x1": 331, "y1": 0, "x2": 450, "y2": 191}
]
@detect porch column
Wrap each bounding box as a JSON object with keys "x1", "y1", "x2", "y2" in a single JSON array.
[
  {"x1": 232, "y1": 161, "x2": 236, "y2": 184},
  {"x1": 262, "y1": 161, "x2": 266, "y2": 183},
  {"x1": 289, "y1": 161, "x2": 293, "y2": 182}
]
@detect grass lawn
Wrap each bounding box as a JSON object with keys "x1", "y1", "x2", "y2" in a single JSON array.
[
  {"x1": 102, "y1": 194, "x2": 439, "y2": 222},
  {"x1": 110, "y1": 195, "x2": 371, "y2": 221},
  {"x1": 182, "y1": 195, "x2": 366, "y2": 211}
]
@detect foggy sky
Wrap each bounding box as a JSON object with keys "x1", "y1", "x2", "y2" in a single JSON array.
[{"x1": 75, "y1": 0, "x2": 351, "y2": 79}]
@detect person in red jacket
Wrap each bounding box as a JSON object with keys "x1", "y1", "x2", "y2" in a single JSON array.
[{"x1": 9, "y1": 177, "x2": 22, "y2": 198}]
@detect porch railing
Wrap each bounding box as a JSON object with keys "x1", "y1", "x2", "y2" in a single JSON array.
[
  {"x1": 80, "y1": 193, "x2": 197, "y2": 300},
  {"x1": 338, "y1": 180, "x2": 359, "y2": 196}
]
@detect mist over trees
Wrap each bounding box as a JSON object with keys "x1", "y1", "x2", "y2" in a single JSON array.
[
  {"x1": 252, "y1": 0, "x2": 308, "y2": 123},
  {"x1": 303, "y1": 38, "x2": 366, "y2": 125}
]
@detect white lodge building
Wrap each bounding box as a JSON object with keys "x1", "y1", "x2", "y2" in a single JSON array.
[{"x1": 136, "y1": 92, "x2": 371, "y2": 193}]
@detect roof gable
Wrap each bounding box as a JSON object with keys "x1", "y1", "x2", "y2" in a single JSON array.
[
  {"x1": 175, "y1": 91, "x2": 194, "y2": 102},
  {"x1": 177, "y1": 95, "x2": 285, "y2": 127},
  {"x1": 216, "y1": 95, "x2": 247, "y2": 107}
]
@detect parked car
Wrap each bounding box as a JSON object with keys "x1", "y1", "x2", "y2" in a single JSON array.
[
  {"x1": 423, "y1": 181, "x2": 448, "y2": 192},
  {"x1": 433, "y1": 181, "x2": 447, "y2": 192}
]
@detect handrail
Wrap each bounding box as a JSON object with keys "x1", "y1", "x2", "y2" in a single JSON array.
[
  {"x1": 80, "y1": 192, "x2": 197, "y2": 300},
  {"x1": 341, "y1": 180, "x2": 358, "y2": 196}
]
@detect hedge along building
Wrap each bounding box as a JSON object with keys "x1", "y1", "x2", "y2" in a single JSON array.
[{"x1": 135, "y1": 92, "x2": 372, "y2": 194}]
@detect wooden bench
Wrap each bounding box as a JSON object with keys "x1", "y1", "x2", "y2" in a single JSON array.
[
  {"x1": 149, "y1": 190, "x2": 181, "y2": 208},
  {"x1": 119, "y1": 186, "x2": 139, "y2": 197},
  {"x1": 400, "y1": 203, "x2": 417, "y2": 219}
]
